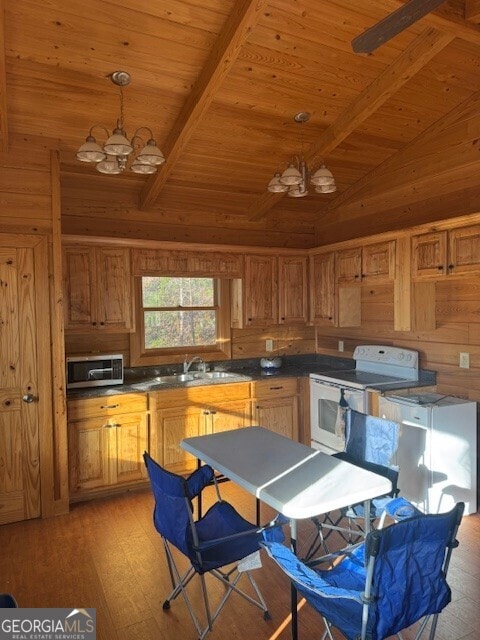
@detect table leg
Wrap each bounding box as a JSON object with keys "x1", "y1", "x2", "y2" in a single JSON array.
[
  {"x1": 290, "y1": 518, "x2": 298, "y2": 640},
  {"x1": 364, "y1": 499, "x2": 371, "y2": 535}
]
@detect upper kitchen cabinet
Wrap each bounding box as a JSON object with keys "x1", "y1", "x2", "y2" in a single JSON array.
[
  {"x1": 309, "y1": 251, "x2": 336, "y2": 326},
  {"x1": 63, "y1": 245, "x2": 134, "y2": 332},
  {"x1": 231, "y1": 254, "x2": 308, "y2": 327},
  {"x1": 278, "y1": 256, "x2": 309, "y2": 324},
  {"x1": 412, "y1": 225, "x2": 480, "y2": 279},
  {"x1": 132, "y1": 248, "x2": 243, "y2": 278},
  {"x1": 336, "y1": 241, "x2": 395, "y2": 284}
]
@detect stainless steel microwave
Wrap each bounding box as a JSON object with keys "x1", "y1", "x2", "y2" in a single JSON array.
[{"x1": 66, "y1": 354, "x2": 124, "y2": 389}]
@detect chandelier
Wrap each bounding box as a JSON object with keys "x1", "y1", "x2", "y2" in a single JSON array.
[
  {"x1": 266, "y1": 112, "x2": 336, "y2": 197},
  {"x1": 76, "y1": 71, "x2": 165, "y2": 175}
]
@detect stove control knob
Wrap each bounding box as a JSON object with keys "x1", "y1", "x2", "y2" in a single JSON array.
[
  {"x1": 405, "y1": 354, "x2": 412, "y2": 361},
  {"x1": 398, "y1": 352, "x2": 405, "y2": 360},
  {"x1": 357, "y1": 347, "x2": 365, "y2": 356}
]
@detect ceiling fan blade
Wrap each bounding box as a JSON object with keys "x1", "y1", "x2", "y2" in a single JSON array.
[{"x1": 352, "y1": 0, "x2": 448, "y2": 53}]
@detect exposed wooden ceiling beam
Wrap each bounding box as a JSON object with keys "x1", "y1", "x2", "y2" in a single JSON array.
[
  {"x1": 248, "y1": 27, "x2": 453, "y2": 222},
  {"x1": 0, "y1": 0, "x2": 8, "y2": 153},
  {"x1": 352, "y1": 0, "x2": 448, "y2": 54},
  {"x1": 139, "y1": 0, "x2": 268, "y2": 211},
  {"x1": 385, "y1": 0, "x2": 480, "y2": 44}
]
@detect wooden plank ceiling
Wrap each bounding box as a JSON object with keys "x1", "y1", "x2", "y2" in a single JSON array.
[{"x1": 3, "y1": 0, "x2": 480, "y2": 248}]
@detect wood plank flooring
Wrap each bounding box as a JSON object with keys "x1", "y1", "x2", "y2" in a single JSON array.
[{"x1": 0, "y1": 484, "x2": 478, "y2": 640}]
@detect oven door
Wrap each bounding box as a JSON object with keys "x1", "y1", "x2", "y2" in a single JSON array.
[{"x1": 310, "y1": 378, "x2": 365, "y2": 454}]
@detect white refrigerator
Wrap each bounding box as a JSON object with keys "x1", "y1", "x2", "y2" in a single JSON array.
[{"x1": 378, "y1": 393, "x2": 477, "y2": 516}]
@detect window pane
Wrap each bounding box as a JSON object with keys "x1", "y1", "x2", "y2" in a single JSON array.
[
  {"x1": 142, "y1": 277, "x2": 214, "y2": 308},
  {"x1": 144, "y1": 310, "x2": 217, "y2": 349}
]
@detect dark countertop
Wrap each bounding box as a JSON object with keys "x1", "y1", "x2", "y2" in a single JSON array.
[{"x1": 66, "y1": 354, "x2": 436, "y2": 400}]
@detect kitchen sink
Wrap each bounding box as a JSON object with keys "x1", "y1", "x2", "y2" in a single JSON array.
[
  {"x1": 152, "y1": 373, "x2": 196, "y2": 384},
  {"x1": 202, "y1": 371, "x2": 237, "y2": 379}
]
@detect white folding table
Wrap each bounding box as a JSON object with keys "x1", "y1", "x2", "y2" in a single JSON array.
[{"x1": 181, "y1": 426, "x2": 392, "y2": 640}]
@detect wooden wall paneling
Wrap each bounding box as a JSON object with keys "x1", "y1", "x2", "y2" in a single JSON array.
[
  {"x1": 49, "y1": 150, "x2": 68, "y2": 513},
  {"x1": 231, "y1": 326, "x2": 316, "y2": 359}
]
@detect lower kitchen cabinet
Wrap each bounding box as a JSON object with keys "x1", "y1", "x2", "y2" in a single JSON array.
[
  {"x1": 151, "y1": 383, "x2": 252, "y2": 476},
  {"x1": 252, "y1": 378, "x2": 299, "y2": 440},
  {"x1": 67, "y1": 394, "x2": 148, "y2": 499}
]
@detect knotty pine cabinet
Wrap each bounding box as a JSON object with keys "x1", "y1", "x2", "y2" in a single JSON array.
[
  {"x1": 231, "y1": 254, "x2": 308, "y2": 327},
  {"x1": 150, "y1": 383, "x2": 252, "y2": 475},
  {"x1": 309, "y1": 251, "x2": 336, "y2": 325},
  {"x1": 67, "y1": 394, "x2": 148, "y2": 499},
  {"x1": 336, "y1": 241, "x2": 395, "y2": 284},
  {"x1": 412, "y1": 225, "x2": 480, "y2": 279},
  {"x1": 132, "y1": 248, "x2": 243, "y2": 277},
  {"x1": 63, "y1": 245, "x2": 133, "y2": 332},
  {"x1": 251, "y1": 378, "x2": 299, "y2": 440}
]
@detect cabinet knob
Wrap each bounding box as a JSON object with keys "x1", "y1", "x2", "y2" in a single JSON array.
[
  {"x1": 100, "y1": 321, "x2": 105, "y2": 326},
  {"x1": 448, "y1": 264, "x2": 454, "y2": 270},
  {"x1": 92, "y1": 321, "x2": 97, "y2": 326},
  {"x1": 437, "y1": 265, "x2": 443, "y2": 271},
  {"x1": 22, "y1": 393, "x2": 35, "y2": 403}
]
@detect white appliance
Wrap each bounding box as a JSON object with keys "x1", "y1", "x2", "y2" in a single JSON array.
[
  {"x1": 310, "y1": 345, "x2": 419, "y2": 454},
  {"x1": 378, "y1": 393, "x2": 477, "y2": 515}
]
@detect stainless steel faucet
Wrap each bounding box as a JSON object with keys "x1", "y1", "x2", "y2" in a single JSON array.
[{"x1": 183, "y1": 355, "x2": 206, "y2": 374}]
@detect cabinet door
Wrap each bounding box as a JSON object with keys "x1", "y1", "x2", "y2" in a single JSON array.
[
  {"x1": 68, "y1": 417, "x2": 110, "y2": 493},
  {"x1": 243, "y1": 255, "x2": 278, "y2": 326},
  {"x1": 253, "y1": 396, "x2": 298, "y2": 440},
  {"x1": 336, "y1": 248, "x2": 362, "y2": 283},
  {"x1": 278, "y1": 255, "x2": 308, "y2": 324},
  {"x1": 411, "y1": 232, "x2": 447, "y2": 279},
  {"x1": 310, "y1": 252, "x2": 336, "y2": 325},
  {"x1": 111, "y1": 412, "x2": 148, "y2": 484},
  {"x1": 63, "y1": 246, "x2": 97, "y2": 331},
  {"x1": 96, "y1": 247, "x2": 133, "y2": 331},
  {"x1": 209, "y1": 399, "x2": 251, "y2": 434},
  {"x1": 362, "y1": 241, "x2": 395, "y2": 282},
  {"x1": 160, "y1": 406, "x2": 204, "y2": 474},
  {"x1": 448, "y1": 224, "x2": 480, "y2": 275}
]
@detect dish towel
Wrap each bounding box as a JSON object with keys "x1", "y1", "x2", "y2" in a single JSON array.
[{"x1": 346, "y1": 409, "x2": 399, "y2": 467}]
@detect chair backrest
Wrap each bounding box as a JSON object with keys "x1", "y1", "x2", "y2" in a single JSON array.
[
  {"x1": 143, "y1": 452, "x2": 213, "y2": 557},
  {"x1": 345, "y1": 409, "x2": 399, "y2": 468},
  {"x1": 365, "y1": 501, "x2": 464, "y2": 639}
]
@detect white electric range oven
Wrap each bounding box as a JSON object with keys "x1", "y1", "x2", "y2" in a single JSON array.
[{"x1": 310, "y1": 345, "x2": 419, "y2": 454}]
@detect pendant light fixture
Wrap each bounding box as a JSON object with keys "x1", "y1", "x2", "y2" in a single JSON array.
[
  {"x1": 76, "y1": 71, "x2": 165, "y2": 175},
  {"x1": 266, "y1": 112, "x2": 336, "y2": 197}
]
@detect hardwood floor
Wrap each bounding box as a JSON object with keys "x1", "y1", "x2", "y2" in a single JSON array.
[{"x1": 0, "y1": 484, "x2": 478, "y2": 640}]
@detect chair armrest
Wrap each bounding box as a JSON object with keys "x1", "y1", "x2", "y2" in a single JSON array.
[
  {"x1": 186, "y1": 465, "x2": 215, "y2": 499},
  {"x1": 262, "y1": 541, "x2": 364, "y2": 603}
]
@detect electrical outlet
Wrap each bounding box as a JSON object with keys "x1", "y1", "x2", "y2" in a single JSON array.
[
  {"x1": 459, "y1": 352, "x2": 470, "y2": 369},
  {"x1": 338, "y1": 340, "x2": 344, "y2": 352},
  {"x1": 265, "y1": 339, "x2": 274, "y2": 352}
]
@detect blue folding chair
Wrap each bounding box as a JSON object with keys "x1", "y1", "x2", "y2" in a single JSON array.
[
  {"x1": 264, "y1": 502, "x2": 464, "y2": 640},
  {"x1": 304, "y1": 410, "x2": 418, "y2": 559},
  {"x1": 143, "y1": 452, "x2": 285, "y2": 640}
]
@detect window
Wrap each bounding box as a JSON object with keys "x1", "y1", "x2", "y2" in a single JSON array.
[{"x1": 131, "y1": 276, "x2": 231, "y2": 365}]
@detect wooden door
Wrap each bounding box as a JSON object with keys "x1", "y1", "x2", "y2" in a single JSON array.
[
  {"x1": 112, "y1": 412, "x2": 148, "y2": 484},
  {"x1": 0, "y1": 241, "x2": 44, "y2": 523},
  {"x1": 160, "y1": 406, "x2": 204, "y2": 474},
  {"x1": 243, "y1": 254, "x2": 278, "y2": 326},
  {"x1": 411, "y1": 231, "x2": 447, "y2": 278},
  {"x1": 63, "y1": 245, "x2": 96, "y2": 330},
  {"x1": 310, "y1": 252, "x2": 336, "y2": 325},
  {"x1": 68, "y1": 417, "x2": 110, "y2": 493},
  {"x1": 448, "y1": 225, "x2": 480, "y2": 275},
  {"x1": 253, "y1": 396, "x2": 298, "y2": 440},
  {"x1": 96, "y1": 247, "x2": 133, "y2": 331},
  {"x1": 278, "y1": 255, "x2": 308, "y2": 324},
  {"x1": 336, "y1": 247, "x2": 362, "y2": 283},
  {"x1": 362, "y1": 241, "x2": 395, "y2": 282},
  {"x1": 209, "y1": 399, "x2": 251, "y2": 434}
]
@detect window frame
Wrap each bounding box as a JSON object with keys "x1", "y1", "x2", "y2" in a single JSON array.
[{"x1": 130, "y1": 276, "x2": 231, "y2": 366}]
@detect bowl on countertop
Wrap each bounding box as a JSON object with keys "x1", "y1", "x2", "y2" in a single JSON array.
[{"x1": 260, "y1": 357, "x2": 282, "y2": 371}]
